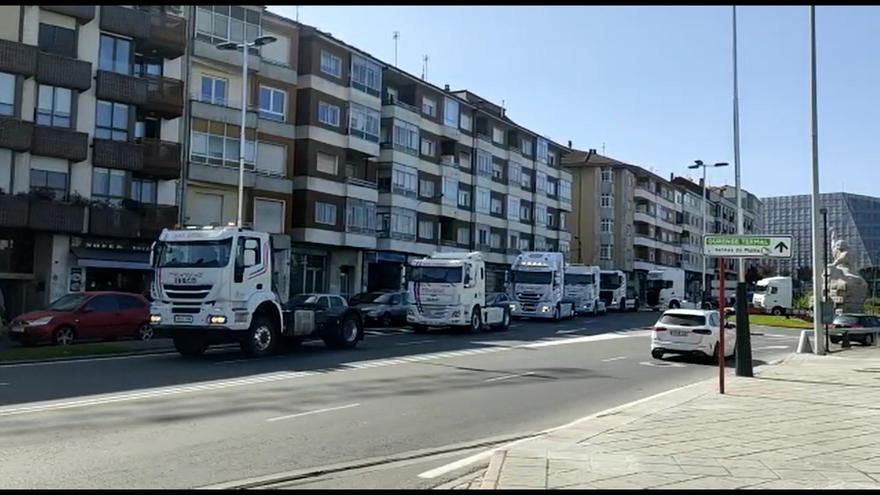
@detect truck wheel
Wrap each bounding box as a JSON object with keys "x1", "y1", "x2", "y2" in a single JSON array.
[
  {"x1": 552, "y1": 305, "x2": 561, "y2": 321},
  {"x1": 651, "y1": 349, "x2": 664, "y2": 360},
  {"x1": 412, "y1": 324, "x2": 429, "y2": 334},
  {"x1": 174, "y1": 335, "x2": 208, "y2": 357},
  {"x1": 492, "y1": 309, "x2": 510, "y2": 332},
  {"x1": 620, "y1": 298, "x2": 627, "y2": 313},
  {"x1": 325, "y1": 313, "x2": 363, "y2": 349},
  {"x1": 771, "y1": 307, "x2": 784, "y2": 316},
  {"x1": 241, "y1": 315, "x2": 278, "y2": 357},
  {"x1": 466, "y1": 307, "x2": 482, "y2": 333}
]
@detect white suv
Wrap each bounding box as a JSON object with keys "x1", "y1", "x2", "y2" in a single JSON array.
[{"x1": 651, "y1": 309, "x2": 736, "y2": 361}]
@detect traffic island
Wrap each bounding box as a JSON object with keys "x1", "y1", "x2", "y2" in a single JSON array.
[
  {"x1": 0, "y1": 339, "x2": 175, "y2": 364},
  {"x1": 470, "y1": 349, "x2": 880, "y2": 490}
]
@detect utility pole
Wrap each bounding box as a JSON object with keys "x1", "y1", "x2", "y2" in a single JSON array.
[
  {"x1": 809, "y1": 5, "x2": 826, "y2": 355},
  {"x1": 392, "y1": 31, "x2": 399, "y2": 66}
]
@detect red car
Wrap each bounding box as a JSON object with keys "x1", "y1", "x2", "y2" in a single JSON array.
[{"x1": 8, "y1": 291, "x2": 153, "y2": 346}]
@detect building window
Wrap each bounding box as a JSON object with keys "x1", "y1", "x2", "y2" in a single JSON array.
[
  {"x1": 521, "y1": 138, "x2": 533, "y2": 156},
  {"x1": 98, "y1": 34, "x2": 131, "y2": 74},
  {"x1": 520, "y1": 204, "x2": 531, "y2": 221},
  {"x1": 315, "y1": 202, "x2": 337, "y2": 226},
  {"x1": 559, "y1": 180, "x2": 571, "y2": 201},
  {"x1": 254, "y1": 198, "x2": 284, "y2": 234},
  {"x1": 519, "y1": 237, "x2": 530, "y2": 251},
  {"x1": 535, "y1": 204, "x2": 548, "y2": 226},
  {"x1": 560, "y1": 212, "x2": 566, "y2": 229},
  {"x1": 476, "y1": 150, "x2": 493, "y2": 178},
  {"x1": 600, "y1": 244, "x2": 613, "y2": 260},
  {"x1": 442, "y1": 178, "x2": 458, "y2": 205},
  {"x1": 476, "y1": 187, "x2": 491, "y2": 213},
  {"x1": 422, "y1": 96, "x2": 436, "y2": 117},
  {"x1": 488, "y1": 198, "x2": 502, "y2": 216},
  {"x1": 418, "y1": 220, "x2": 434, "y2": 240},
  {"x1": 95, "y1": 100, "x2": 130, "y2": 141},
  {"x1": 195, "y1": 5, "x2": 261, "y2": 46},
  {"x1": 38, "y1": 23, "x2": 76, "y2": 58},
  {"x1": 351, "y1": 55, "x2": 381, "y2": 96},
  {"x1": 29, "y1": 169, "x2": 67, "y2": 200},
  {"x1": 600, "y1": 193, "x2": 613, "y2": 208},
  {"x1": 548, "y1": 212, "x2": 555, "y2": 228},
  {"x1": 457, "y1": 227, "x2": 470, "y2": 245},
  {"x1": 191, "y1": 125, "x2": 256, "y2": 167},
  {"x1": 316, "y1": 151, "x2": 338, "y2": 175},
  {"x1": 443, "y1": 98, "x2": 459, "y2": 128},
  {"x1": 391, "y1": 164, "x2": 417, "y2": 197},
  {"x1": 419, "y1": 179, "x2": 435, "y2": 199},
  {"x1": 492, "y1": 126, "x2": 504, "y2": 144},
  {"x1": 256, "y1": 141, "x2": 286, "y2": 176},
  {"x1": 458, "y1": 188, "x2": 470, "y2": 208},
  {"x1": 509, "y1": 162, "x2": 521, "y2": 185},
  {"x1": 349, "y1": 103, "x2": 380, "y2": 142},
  {"x1": 536, "y1": 138, "x2": 549, "y2": 163},
  {"x1": 548, "y1": 152, "x2": 557, "y2": 166},
  {"x1": 378, "y1": 207, "x2": 417, "y2": 240},
  {"x1": 601, "y1": 218, "x2": 614, "y2": 233},
  {"x1": 134, "y1": 52, "x2": 163, "y2": 78},
  {"x1": 0, "y1": 72, "x2": 13, "y2": 116},
  {"x1": 92, "y1": 167, "x2": 127, "y2": 204},
  {"x1": 490, "y1": 232, "x2": 502, "y2": 249},
  {"x1": 258, "y1": 86, "x2": 286, "y2": 122},
  {"x1": 521, "y1": 169, "x2": 532, "y2": 190},
  {"x1": 507, "y1": 196, "x2": 520, "y2": 221},
  {"x1": 320, "y1": 50, "x2": 343, "y2": 78},
  {"x1": 130, "y1": 178, "x2": 157, "y2": 204},
  {"x1": 420, "y1": 138, "x2": 435, "y2": 157},
  {"x1": 318, "y1": 101, "x2": 341, "y2": 127},
  {"x1": 536, "y1": 172, "x2": 548, "y2": 195},
  {"x1": 393, "y1": 119, "x2": 419, "y2": 154},
  {"x1": 345, "y1": 198, "x2": 376, "y2": 234},
  {"x1": 458, "y1": 151, "x2": 471, "y2": 171},
  {"x1": 200, "y1": 75, "x2": 227, "y2": 106},
  {"x1": 477, "y1": 227, "x2": 490, "y2": 247},
  {"x1": 36, "y1": 85, "x2": 72, "y2": 128},
  {"x1": 492, "y1": 161, "x2": 503, "y2": 180},
  {"x1": 601, "y1": 168, "x2": 613, "y2": 182},
  {"x1": 459, "y1": 112, "x2": 472, "y2": 131}
]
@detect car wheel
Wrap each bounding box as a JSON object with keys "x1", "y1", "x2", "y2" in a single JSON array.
[
  {"x1": 830, "y1": 336, "x2": 841, "y2": 345},
  {"x1": 380, "y1": 313, "x2": 393, "y2": 327},
  {"x1": 174, "y1": 335, "x2": 208, "y2": 357},
  {"x1": 136, "y1": 323, "x2": 153, "y2": 341},
  {"x1": 54, "y1": 326, "x2": 75, "y2": 346},
  {"x1": 864, "y1": 333, "x2": 874, "y2": 346},
  {"x1": 241, "y1": 315, "x2": 278, "y2": 357},
  {"x1": 710, "y1": 343, "x2": 720, "y2": 363},
  {"x1": 412, "y1": 324, "x2": 429, "y2": 334},
  {"x1": 651, "y1": 349, "x2": 664, "y2": 360},
  {"x1": 325, "y1": 313, "x2": 363, "y2": 349}
]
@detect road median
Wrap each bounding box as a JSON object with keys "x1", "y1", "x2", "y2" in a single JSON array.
[{"x1": 0, "y1": 339, "x2": 179, "y2": 365}]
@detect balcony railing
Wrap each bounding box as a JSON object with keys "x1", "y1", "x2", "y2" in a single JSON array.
[
  {"x1": 142, "y1": 139, "x2": 181, "y2": 179},
  {"x1": 143, "y1": 75, "x2": 184, "y2": 118},
  {"x1": 99, "y1": 6, "x2": 150, "y2": 41},
  {"x1": 0, "y1": 194, "x2": 30, "y2": 228},
  {"x1": 89, "y1": 205, "x2": 142, "y2": 238},
  {"x1": 41, "y1": 5, "x2": 95, "y2": 23},
  {"x1": 100, "y1": 6, "x2": 185, "y2": 59},
  {"x1": 31, "y1": 126, "x2": 89, "y2": 162},
  {"x1": 36, "y1": 52, "x2": 92, "y2": 91},
  {"x1": 345, "y1": 177, "x2": 378, "y2": 189},
  {"x1": 141, "y1": 204, "x2": 178, "y2": 239},
  {"x1": 96, "y1": 70, "x2": 149, "y2": 106},
  {"x1": 93, "y1": 139, "x2": 144, "y2": 172},
  {"x1": 28, "y1": 199, "x2": 85, "y2": 234},
  {"x1": 382, "y1": 95, "x2": 419, "y2": 114},
  {"x1": 0, "y1": 39, "x2": 38, "y2": 77},
  {"x1": 0, "y1": 117, "x2": 34, "y2": 152}
]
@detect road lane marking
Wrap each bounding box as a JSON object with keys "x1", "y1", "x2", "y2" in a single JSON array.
[
  {"x1": 639, "y1": 361, "x2": 687, "y2": 368},
  {"x1": 600, "y1": 356, "x2": 627, "y2": 362},
  {"x1": 483, "y1": 372, "x2": 536, "y2": 383},
  {"x1": 754, "y1": 345, "x2": 790, "y2": 350},
  {"x1": 0, "y1": 344, "x2": 241, "y2": 368},
  {"x1": 266, "y1": 403, "x2": 360, "y2": 423},
  {"x1": 395, "y1": 339, "x2": 436, "y2": 346},
  {"x1": 0, "y1": 382, "x2": 8, "y2": 386}
]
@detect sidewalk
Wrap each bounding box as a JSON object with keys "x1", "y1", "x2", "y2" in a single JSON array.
[{"x1": 472, "y1": 347, "x2": 880, "y2": 490}]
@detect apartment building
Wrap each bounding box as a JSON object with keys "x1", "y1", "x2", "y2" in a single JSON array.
[{"x1": 0, "y1": 5, "x2": 185, "y2": 316}]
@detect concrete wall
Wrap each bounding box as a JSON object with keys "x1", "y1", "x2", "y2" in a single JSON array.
[
  {"x1": 0, "y1": 6, "x2": 20, "y2": 41},
  {"x1": 327, "y1": 248, "x2": 362, "y2": 296}
]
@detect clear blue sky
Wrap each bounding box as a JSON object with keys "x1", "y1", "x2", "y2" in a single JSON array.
[{"x1": 268, "y1": 5, "x2": 880, "y2": 199}]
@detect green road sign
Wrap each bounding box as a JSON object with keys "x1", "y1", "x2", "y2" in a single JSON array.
[{"x1": 703, "y1": 235, "x2": 793, "y2": 259}]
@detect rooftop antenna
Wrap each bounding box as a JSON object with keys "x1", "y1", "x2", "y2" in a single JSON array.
[
  {"x1": 421, "y1": 54, "x2": 429, "y2": 80},
  {"x1": 602, "y1": 142, "x2": 606, "y2": 154},
  {"x1": 295, "y1": 5, "x2": 300, "y2": 22},
  {"x1": 392, "y1": 31, "x2": 399, "y2": 66}
]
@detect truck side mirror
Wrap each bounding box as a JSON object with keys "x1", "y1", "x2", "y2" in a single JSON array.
[
  {"x1": 244, "y1": 249, "x2": 257, "y2": 267},
  {"x1": 463, "y1": 266, "x2": 472, "y2": 287}
]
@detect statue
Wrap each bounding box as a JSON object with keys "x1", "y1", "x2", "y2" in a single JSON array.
[{"x1": 823, "y1": 228, "x2": 868, "y2": 313}]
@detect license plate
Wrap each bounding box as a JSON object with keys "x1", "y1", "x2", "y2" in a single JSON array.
[
  {"x1": 174, "y1": 315, "x2": 193, "y2": 324},
  {"x1": 670, "y1": 329, "x2": 689, "y2": 337},
  {"x1": 10, "y1": 325, "x2": 24, "y2": 333}
]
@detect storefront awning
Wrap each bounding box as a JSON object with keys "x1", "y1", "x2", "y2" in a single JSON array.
[{"x1": 71, "y1": 247, "x2": 152, "y2": 271}]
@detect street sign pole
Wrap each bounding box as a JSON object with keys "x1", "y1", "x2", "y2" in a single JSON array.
[{"x1": 718, "y1": 256, "x2": 725, "y2": 395}]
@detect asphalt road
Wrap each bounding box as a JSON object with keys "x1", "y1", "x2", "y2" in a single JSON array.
[{"x1": 0, "y1": 312, "x2": 801, "y2": 489}]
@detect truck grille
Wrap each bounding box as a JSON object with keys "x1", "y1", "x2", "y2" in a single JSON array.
[
  {"x1": 163, "y1": 284, "x2": 212, "y2": 300},
  {"x1": 516, "y1": 292, "x2": 542, "y2": 312},
  {"x1": 419, "y1": 307, "x2": 448, "y2": 319},
  {"x1": 600, "y1": 290, "x2": 614, "y2": 305}
]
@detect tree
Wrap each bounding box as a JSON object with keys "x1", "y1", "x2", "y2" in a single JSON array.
[
  {"x1": 796, "y1": 266, "x2": 812, "y2": 283},
  {"x1": 745, "y1": 265, "x2": 761, "y2": 285}
]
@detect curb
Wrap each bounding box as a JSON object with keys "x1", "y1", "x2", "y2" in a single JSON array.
[
  {"x1": 0, "y1": 343, "x2": 240, "y2": 366},
  {"x1": 478, "y1": 450, "x2": 507, "y2": 490}
]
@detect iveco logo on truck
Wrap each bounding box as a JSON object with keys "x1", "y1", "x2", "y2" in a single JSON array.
[{"x1": 173, "y1": 273, "x2": 201, "y2": 285}]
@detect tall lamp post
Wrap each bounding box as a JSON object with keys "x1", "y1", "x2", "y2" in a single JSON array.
[
  {"x1": 821, "y1": 207, "x2": 829, "y2": 351},
  {"x1": 217, "y1": 35, "x2": 277, "y2": 228},
  {"x1": 688, "y1": 160, "x2": 728, "y2": 300}
]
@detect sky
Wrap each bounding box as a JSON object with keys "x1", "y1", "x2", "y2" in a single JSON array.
[{"x1": 268, "y1": 5, "x2": 880, "y2": 199}]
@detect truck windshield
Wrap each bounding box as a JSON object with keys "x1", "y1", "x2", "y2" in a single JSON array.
[
  {"x1": 565, "y1": 274, "x2": 594, "y2": 285},
  {"x1": 647, "y1": 279, "x2": 670, "y2": 290},
  {"x1": 409, "y1": 266, "x2": 462, "y2": 283},
  {"x1": 155, "y1": 239, "x2": 233, "y2": 268},
  {"x1": 513, "y1": 270, "x2": 552, "y2": 284},
  {"x1": 753, "y1": 285, "x2": 768, "y2": 293},
  {"x1": 600, "y1": 273, "x2": 621, "y2": 289}
]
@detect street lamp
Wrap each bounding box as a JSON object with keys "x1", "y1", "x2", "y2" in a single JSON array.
[
  {"x1": 688, "y1": 160, "x2": 729, "y2": 300},
  {"x1": 820, "y1": 207, "x2": 829, "y2": 351},
  {"x1": 216, "y1": 35, "x2": 277, "y2": 227}
]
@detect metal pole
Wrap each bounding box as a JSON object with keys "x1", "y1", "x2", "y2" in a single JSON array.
[
  {"x1": 809, "y1": 5, "x2": 826, "y2": 355},
  {"x1": 823, "y1": 210, "x2": 829, "y2": 351},
  {"x1": 237, "y1": 42, "x2": 249, "y2": 228},
  {"x1": 733, "y1": 5, "x2": 744, "y2": 278},
  {"x1": 718, "y1": 256, "x2": 726, "y2": 394},
  {"x1": 701, "y1": 166, "x2": 707, "y2": 298}
]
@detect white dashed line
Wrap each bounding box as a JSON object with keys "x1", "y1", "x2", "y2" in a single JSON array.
[
  {"x1": 484, "y1": 372, "x2": 536, "y2": 383},
  {"x1": 266, "y1": 403, "x2": 360, "y2": 422},
  {"x1": 600, "y1": 356, "x2": 627, "y2": 362},
  {"x1": 639, "y1": 361, "x2": 687, "y2": 368}
]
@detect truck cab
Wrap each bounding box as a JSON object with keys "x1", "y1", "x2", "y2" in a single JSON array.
[
  {"x1": 406, "y1": 252, "x2": 509, "y2": 333},
  {"x1": 509, "y1": 252, "x2": 574, "y2": 320},
  {"x1": 564, "y1": 264, "x2": 604, "y2": 315},
  {"x1": 752, "y1": 276, "x2": 793, "y2": 316},
  {"x1": 600, "y1": 270, "x2": 634, "y2": 312},
  {"x1": 646, "y1": 268, "x2": 686, "y2": 310}
]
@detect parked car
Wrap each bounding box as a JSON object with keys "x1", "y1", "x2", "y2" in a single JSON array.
[
  {"x1": 350, "y1": 291, "x2": 408, "y2": 327},
  {"x1": 651, "y1": 309, "x2": 736, "y2": 361},
  {"x1": 285, "y1": 293, "x2": 364, "y2": 348},
  {"x1": 829, "y1": 314, "x2": 880, "y2": 346},
  {"x1": 349, "y1": 289, "x2": 395, "y2": 306},
  {"x1": 487, "y1": 292, "x2": 514, "y2": 310},
  {"x1": 8, "y1": 291, "x2": 152, "y2": 346}
]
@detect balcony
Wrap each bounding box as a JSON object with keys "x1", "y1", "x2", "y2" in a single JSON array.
[
  {"x1": 0, "y1": 194, "x2": 30, "y2": 228},
  {"x1": 31, "y1": 126, "x2": 89, "y2": 162},
  {"x1": 0, "y1": 39, "x2": 38, "y2": 77},
  {"x1": 89, "y1": 205, "x2": 142, "y2": 238},
  {"x1": 93, "y1": 139, "x2": 144, "y2": 172},
  {"x1": 41, "y1": 5, "x2": 95, "y2": 23},
  {"x1": 36, "y1": 53, "x2": 92, "y2": 91},
  {"x1": 96, "y1": 70, "x2": 148, "y2": 106},
  {"x1": 28, "y1": 199, "x2": 85, "y2": 234},
  {"x1": 142, "y1": 139, "x2": 181, "y2": 179},
  {"x1": 141, "y1": 205, "x2": 179, "y2": 239},
  {"x1": 143, "y1": 75, "x2": 184, "y2": 118},
  {"x1": 0, "y1": 117, "x2": 34, "y2": 152},
  {"x1": 99, "y1": 6, "x2": 185, "y2": 59}
]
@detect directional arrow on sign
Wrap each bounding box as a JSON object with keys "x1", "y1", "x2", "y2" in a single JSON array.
[{"x1": 774, "y1": 241, "x2": 788, "y2": 253}]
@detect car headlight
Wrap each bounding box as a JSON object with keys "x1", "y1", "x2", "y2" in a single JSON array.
[
  {"x1": 368, "y1": 310, "x2": 380, "y2": 316},
  {"x1": 150, "y1": 314, "x2": 162, "y2": 324},
  {"x1": 27, "y1": 316, "x2": 53, "y2": 326},
  {"x1": 209, "y1": 315, "x2": 227, "y2": 325}
]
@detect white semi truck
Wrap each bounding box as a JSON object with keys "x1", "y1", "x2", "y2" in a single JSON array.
[
  {"x1": 564, "y1": 264, "x2": 605, "y2": 316},
  {"x1": 406, "y1": 252, "x2": 510, "y2": 333},
  {"x1": 509, "y1": 251, "x2": 575, "y2": 320},
  {"x1": 599, "y1": 269, "x2": 636, "y2": 311},
  {"x1": 752, "y1": 276, "x2": 793, "y2": 316},
  {"x1": 149, "y1": 226, "x2": 364, "y2": 357},
  {"x1": 645, "y1": 267, "x2": 687, "y2": 310}
]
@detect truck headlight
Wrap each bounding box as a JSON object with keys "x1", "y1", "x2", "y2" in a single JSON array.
[
  {"x1": 451, "y1": 310, "x2": 461, "y2": 318},
  {"x1": 150, "y1": 314, "x2": 162, "y2": 324},
  {"x1": 509, "y1": 303, "x2": 516, "y2": 311},
  {"x1": 209, "y1": 315, "x2": 227, "y2": 325},
  {"x1": 541, "y1": 305, "x2": 551, "y2": 313},
  {"x1": 407, "y1": 307, "x2": 415, "y2": 316}
]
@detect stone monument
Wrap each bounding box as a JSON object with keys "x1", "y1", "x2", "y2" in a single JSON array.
[{"x1": 823, "y1": 228, "x2": 869, "y2": 313}]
